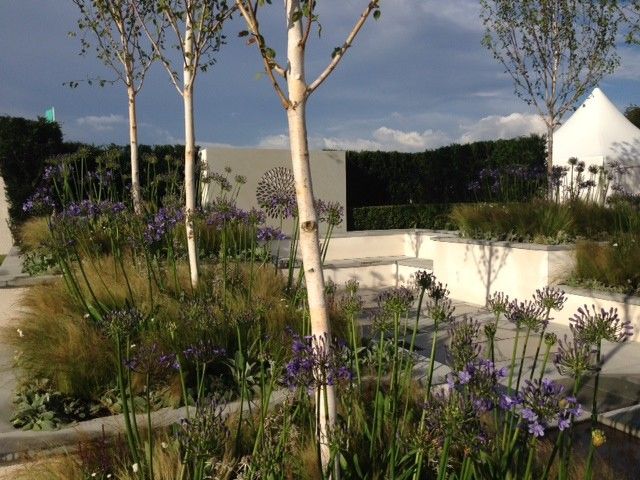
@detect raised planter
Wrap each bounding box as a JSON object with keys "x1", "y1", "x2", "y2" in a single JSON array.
[{"x1": 429, "y1": 236, "x2": 575, "y2": 305}]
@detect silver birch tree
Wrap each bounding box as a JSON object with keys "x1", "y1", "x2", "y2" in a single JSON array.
[
  {"x1": 133, "y1": 0, "x2": 233, "y2": 288},
  {"x1": 72, "y1": 0, "x2": 159, "y2": 214},
  {"x1": 480, "y1": 0, "x2": 621, "y2": 176},
  {"x1": 235, "y1": 0, "x2": 380, "y2": 471}
]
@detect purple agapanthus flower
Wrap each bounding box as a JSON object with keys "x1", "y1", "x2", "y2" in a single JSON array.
[
  {"x1": 284, "y1": 333, "x2": 353, "y2": 390},
  {"x1": 144, "y1": 207, "x2": 185, "y2": 244},
  {"x1": 256, "y1": 226, "x2": 286, "y2": 242}
]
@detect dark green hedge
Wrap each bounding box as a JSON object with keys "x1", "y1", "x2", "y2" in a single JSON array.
[
  {"x1": 0, "y1": 116, "x2": 197, "y2": 227},
  {"x1": 0, "y1": 116, "x2": 67, "y2": 226},
  {"x1": 352, "y1": 204, "x2": 457, "y2": 231},
  {"x1": 345, "y1": 135, "x2": 545, "y2": 229}
]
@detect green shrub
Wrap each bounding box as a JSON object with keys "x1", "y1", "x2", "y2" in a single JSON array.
[{"x1": 352, "y1": 204, "x2": 457, "y2": 230}]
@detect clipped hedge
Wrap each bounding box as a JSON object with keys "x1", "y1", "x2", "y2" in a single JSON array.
[
  {"x1": 352, "y1": 204, "x2": 457, "y2": 230},
  {"x1": 0, "y1": 116, "x2": 67, "y2": 227},
  {"x1": 345, "y1": 135, "x2": 545, "y2": 229}
]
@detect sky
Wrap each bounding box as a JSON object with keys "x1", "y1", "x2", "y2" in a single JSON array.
[{"x1": 1, "y1": 1, "x2": 640, "y2": 153}]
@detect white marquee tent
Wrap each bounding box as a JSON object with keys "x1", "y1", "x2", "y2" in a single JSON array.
[{"x1": 553, "y1": 87, "x2": 640, "y2": 194}]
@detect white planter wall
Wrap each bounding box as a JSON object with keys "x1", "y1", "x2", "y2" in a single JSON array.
[{"x1": 429, "y1": 237, "x2": 575, "y2": 305}]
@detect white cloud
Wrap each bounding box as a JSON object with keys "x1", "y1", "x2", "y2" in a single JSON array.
[
  {"x1": 419, "y1": 0, "x2": 482, "y2": 32},
  {"x1": 256, "y1": 126, "x2": 451, "y2": 153},
  {"x1": 458, "y1": 112, "x2": 545, "y2": 143},
  {"x1": 372, "y1": 127, "x2": 451, "y2": 151},
  {"x1": 76, "y1": 114, "x2": 127, "y2": 131},
  {"x1": 258, "y1": 134, "x2": 290, "y2": 149}
]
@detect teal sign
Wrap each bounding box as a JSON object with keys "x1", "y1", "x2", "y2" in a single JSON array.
[{"x1": 44, "y1": 107, "x2": 55, "y2": 122}]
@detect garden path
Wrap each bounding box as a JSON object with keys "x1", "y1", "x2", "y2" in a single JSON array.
[{"x1": 0, "y1": 287, "x2": 25, "y2": 434}]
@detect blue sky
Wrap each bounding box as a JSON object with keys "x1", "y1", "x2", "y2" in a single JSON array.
[{"x1": 2, "y1": 0, "x2": 640, "y2": 152}]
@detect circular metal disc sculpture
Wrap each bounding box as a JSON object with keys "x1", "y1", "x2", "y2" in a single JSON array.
[{"x1": 256, "y1": 167, "x2": 297, "y2": 218}]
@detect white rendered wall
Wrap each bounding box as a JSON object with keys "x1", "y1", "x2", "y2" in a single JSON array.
[
  {"x1": 430, "y1": 237, "x2": 575, "y2": 305},
  {"x1": 0, "y1": 177, "x2": 13, "y2": 254},
  {"x1": 200, "y1": 148, "x2": 347, "y2": 234}
]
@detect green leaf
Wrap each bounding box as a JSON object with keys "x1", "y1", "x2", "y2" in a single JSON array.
[
  {"x1": 373, "y1": 9, "x2": 381, "y2": 20},
  {"x1": 238, "y1": 30, "x2": 249, "y2": 37}
]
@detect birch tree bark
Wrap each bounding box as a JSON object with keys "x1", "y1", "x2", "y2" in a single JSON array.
[
  {"x1": 235, "y1": 0, "x2": 380, "y2": 472},
  {"x1": 72, "y1": 0, "x2": 156, "y2": 214},
  {"x1": 134, "y1": 0, "x2": 232, "y2": 288}
]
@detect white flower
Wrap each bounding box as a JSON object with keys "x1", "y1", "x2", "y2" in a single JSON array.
[
  {"x1": 91, "y1": 474, "x2": 97, "y2": 478},
  {"x1": 161, "y1": 441, "x2": 169, "y2": 449},
  {"x1": 132, "y1": 463, "x2": 139, "y2": 473},
  {"x1": 613, "y1": 243, "x2": 618, "y2": 247},
  {"x1": 16, "y1": 329, "x2": 23, "y2": 338}
]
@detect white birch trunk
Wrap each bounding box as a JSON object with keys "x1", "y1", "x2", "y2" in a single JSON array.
[
  {"x1": 546, "y1": 122, "x2": 554, "y2": 178},
  {"x1": 127, "y1": 85, "x2": 142, "y2": 214},
  {"x1": 184, "y1": 11, "x2": 199, "y2": 288},
  {"x1": 285, "y1": 0, "x2": 335, "y2": 472}
]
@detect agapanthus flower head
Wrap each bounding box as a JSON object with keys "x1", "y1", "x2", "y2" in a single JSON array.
[
  {"x1": 22, "y1": 186, "x2": 56, "y2": 214},
  {"x1": 576, "y1": 161, "x2": 586, "y2": 173},
  {"x1": 339, "y1": 292, "x2": 363, "y2": 318},
  {"x1": 579, "y1": 179, "x2": 597, "y2": 189},
  {"x1": 101, "y1": 307, "x2": 143, "y2": 339},
  {"x1": 376, "y1": 286, "x2": 415, "y2": 316},
  {"x1": 544, "y1": 332, "x2": 558, "y2": 347},
  {"x1": 414, "y1": 270, "x2": 435, "y2": 291},
  {"x1": 588, "y1": 164, "x2": 599, "y2": 175},
  {"x1": 176, "y1": 396, "x2": 230, "y2": 460},
  {"x1": 183, "y1": 340, "x2": 226, "y2": 365},
  {"x1": 570, "y1": 304, "x2": 633, "y2": 345},
  {"x1": 448, "y1": 316, "x2": 482, "y2": 371},
  {"x1": 505, "y1": 299, "x2": 546, "y2": 331},
  {"x1": 256, "y1": 226, "x2": 286, "y2": 242},
  {"x1": 426, "y1": 297, "x2": 455, "y2": 327},
  {"x1": 534, "y1": 286, "x2": 567, "y2": 313},
  {"x1": 428, "y1": 281, "x2": 449, "y2": 302},
  {"x1": 550, "y1": 165, "x2": 568, "y2": 187},
  {"x1": 316, "y1": 199, "x2": 344, "y2": 226},
  {"x1": 446, "y1": 358, "x2": 506, "y2": 413},
  {"x1": 256, "y1": 167, "x2": 297, "y2": 219},
  {"x1": 419, "y1": 387, "x2": 486, "y2": 459},
  {"x1": 568, "y1": 157, "x2": 579, "y2": 166},
  {"x1": 247, "y1": 208, "x2": 266, "y2": 226},
  {"x1": 125, "y1": 342, "x2": 178, "y2": 376},
  {"x1": 61, "y1": 200, "x2": 125, "y2": 220},
  {"x1": 284, "y1": 333, "x2": 352, "y2": 389},
  {"x1": 486, "y1": 291, "x2": 509, "y2": 318},
  {"x1": 484, "y1": 322, "x2": 497, "y2": 339},
  {"x1": 144, "y1": 207, "x2": 185, "y2": 244},
  {"x1": 202, "y1": 172, "x2": 232, "y2": 192},
  {"x1": 553, "y1": 334, "x2": 599, "y2": 379},
  {"x1": 345, "y1": 279, "x2": 360, "y2": 296},
  {"x1": 518, "y1": 378, "x2": 581, "y2": 437},
  {"x1": 205, "y1": 201, "x2": 249, "y2": 227}
]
